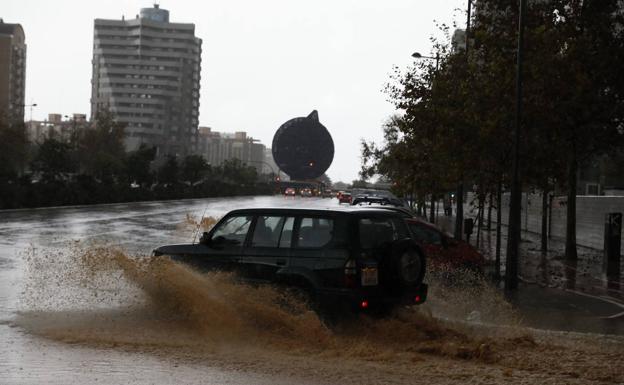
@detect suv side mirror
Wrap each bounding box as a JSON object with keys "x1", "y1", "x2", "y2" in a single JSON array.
[
  {"x1": 199, "y1": 232, "x2": 213, "y2": 245},
  {"x1": 214, "y1": 235, "x2": 225, "y2": 243},
  {"x1": 206, "y1": 235, "x2": 228, "y2": 249}
]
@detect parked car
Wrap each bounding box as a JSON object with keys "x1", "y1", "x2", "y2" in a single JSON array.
[
  {"x1": 284, "y1": 187, "x2": 297, "y2": 196},
  {"x1": 366, "y1": 206, "x2": 416, "y2": 218},
  {"x1": 153, "y1": 207, "x2": 427, "y2": 316},
  {"x1": 405, "y1": 218, "x2": 485, "y2": 271},
  {"x1": 352, "y1": 195, "x2": 405, "y2": 207},
  {"x1": 351, "y1": 189, "x2": 405, "y2": 207},
  {"x1": 338, "y1": 192, "x2": 352, "y2": 204}
]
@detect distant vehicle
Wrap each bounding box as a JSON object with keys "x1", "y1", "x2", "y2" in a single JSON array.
[
  {"x1": 367, "y1": 206, "x2": 416, "y2": 218},
  {"x1": 351, "y1": 196, "x2": 399, "y2": 207},
  {"x1": 405, "y1": 218, "x2": 485, "y2": 272},
  {"x1": 301, "y1": 188, "x2": 313, "y2": 197},
  {"x1": 351, "y1": 189, "x2": 405, "y2": 207},
  {"x1": 322, "y1": 189, "x2": 334, "y2": 198},
  {"x1": 284, "y1": 187, "x2": 297, "y2": 196},
  {"x1": 338, "y1": 192, "x2": 352, "y2": 204},
  {"x1": 153, "y1": 207, "x2": 427, "y2": 316}
]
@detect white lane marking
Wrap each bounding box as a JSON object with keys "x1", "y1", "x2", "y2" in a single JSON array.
[
  {"x1": 565, "y1": 289, "x2": 624, "y2": 319},
  {"x1": 604, "y1": 311, "x2": 624, "y2": 319}
]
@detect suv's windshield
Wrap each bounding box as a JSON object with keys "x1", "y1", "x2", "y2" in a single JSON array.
[{"x1": 211, "y1": 215, "x2": 253, "y2": 244}]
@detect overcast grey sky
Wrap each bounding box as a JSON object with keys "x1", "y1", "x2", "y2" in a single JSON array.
[{"x1": 4, "y1": 0, "x2": 466, "y2": 182}]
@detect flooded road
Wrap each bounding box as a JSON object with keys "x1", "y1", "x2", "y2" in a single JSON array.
[{"x1": 1, "y1": 196, "x2": 623, "y2": 384}]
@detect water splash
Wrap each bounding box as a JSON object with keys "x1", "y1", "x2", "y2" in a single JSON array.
[{"x1": 16, "y1": 244, "x2": 533, "y2": 364}]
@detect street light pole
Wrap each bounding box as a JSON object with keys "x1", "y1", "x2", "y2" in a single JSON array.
[
  {"x1": 454, "y1": 0, "x2": 472, "y2": 242},
  {"x1": 505, "y1": 0, "x2": 526, "y2": 291},
  {"x1": 28, "y1": 103, "x2": 36, "y2": 123},
  {"x1": 411, "y1": 52, "x2": 439, "y2": 71},
  {"x1": 17, "y1": 102, "x2": 36, "y2": 122}
]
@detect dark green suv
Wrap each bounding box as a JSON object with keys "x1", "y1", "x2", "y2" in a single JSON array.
[{"x1": 153, "y1": 207, "x2": 427, "y2": 314}]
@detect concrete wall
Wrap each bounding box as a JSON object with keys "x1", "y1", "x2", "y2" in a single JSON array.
[{"x1": 465, "y1": 192, "x2": 624, "y2": 252}]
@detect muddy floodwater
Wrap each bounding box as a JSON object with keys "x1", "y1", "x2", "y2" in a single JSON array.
[{"x1": 1, "y1": 196, "x2": 623, "y2": 384}]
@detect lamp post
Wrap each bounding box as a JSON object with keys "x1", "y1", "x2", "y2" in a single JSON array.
[
  {"x1": 24, "y1": 103, "x2": 36, "y2": 123},
  {"x1": 449, "y1": 0, "x2": 473, "y2": 242},
  {"x1": 505, "y1": 0, "x2": 526, "y2": 291},
  {"x1": 411, "y1": 52, "x2": 439, "y2": 71},
  {"x1": 16, "y1": 102, "x2": 36, "y2": 122}
]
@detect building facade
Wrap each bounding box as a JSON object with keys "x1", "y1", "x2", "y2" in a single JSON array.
[
  {"x1": 0, "y1": 20, "x2": 26, "y2": 121},
  {"x1": 197, "y1": 127, "x2": 267, "y2": 173},
  {"x1": 26, "y1": 113, "x2": 87, "y2": 144},
  {"x1": 91, "y1": 5, "x2": 201, "y2": 157},
  {"x1": 451, "y1": 29, "x2": 466, "y2": 53},
  {"x1": 578, "y1": 152, "x2": 624, "y2": 196}
]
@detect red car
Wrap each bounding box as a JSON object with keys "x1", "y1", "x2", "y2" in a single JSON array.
[
  {"x1": 405, "y1": 218, "x2": 485, "y2": 271},
  {"x1": 338, "y1": 192, "x2": 352, "y2": 204}
]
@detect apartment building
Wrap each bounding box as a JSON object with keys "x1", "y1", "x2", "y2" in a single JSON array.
[
  {"x1": 0, "y1": 20, "x2": 26, "y2": 121},
  {"x1": 91, "y1": 5, "x2": 202, "y2": 157},
  {"x1": 197, "y1": 127, "x2": 267, "y2": 173}
]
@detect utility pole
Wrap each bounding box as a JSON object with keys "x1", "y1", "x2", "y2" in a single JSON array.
[
  {"x1": 455, "y1": 0, "x2": 472, "y2": 241},
  {"x1": 505, "y1": 0, "x2": 526, "y2": 290}
]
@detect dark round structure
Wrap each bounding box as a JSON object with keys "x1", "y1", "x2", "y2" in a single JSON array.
[{"x1": 272, "y1": 110, "x2": 334, "y2": 180}]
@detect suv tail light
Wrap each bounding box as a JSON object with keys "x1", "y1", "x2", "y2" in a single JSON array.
[{"x1": 344, "y1": 259, "x2": 357, "y2": 287}]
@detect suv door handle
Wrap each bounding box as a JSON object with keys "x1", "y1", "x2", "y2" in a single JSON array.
[{"x1": 276, "y1": 259, "x2": 286, "y2": 266}]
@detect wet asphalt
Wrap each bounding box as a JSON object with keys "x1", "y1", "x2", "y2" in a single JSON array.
[{"x1": 0, "y1": 196, "x2": 623, "y2": 384}]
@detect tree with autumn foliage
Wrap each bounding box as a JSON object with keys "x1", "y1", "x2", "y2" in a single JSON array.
[{"x1": 363, "y1": 0, "x2": 624, "y2": 270}]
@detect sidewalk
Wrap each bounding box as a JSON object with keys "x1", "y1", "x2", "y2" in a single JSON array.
[
  {"x1": 434, "y1": 211, "x2": 622, "y2": 295},
  {"x1": 426, "y1": 209, "x2": 624, "y2": 335}
]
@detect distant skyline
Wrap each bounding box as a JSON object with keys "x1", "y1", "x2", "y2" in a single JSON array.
[{"x1": 4, "y1": 0, "x2": 466, "y2": 182}]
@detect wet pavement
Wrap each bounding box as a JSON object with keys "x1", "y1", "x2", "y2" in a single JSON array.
[
  {"x1": 430, "y1": 210, "x2": 624, "y2": 334},
  {"x1": 1, "y1": 196, "x2": 623, "y2": 384}
]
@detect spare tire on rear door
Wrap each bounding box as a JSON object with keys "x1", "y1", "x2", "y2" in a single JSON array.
[{"x1": 389, "y1": 239, "x2": 426, "y2": 288}]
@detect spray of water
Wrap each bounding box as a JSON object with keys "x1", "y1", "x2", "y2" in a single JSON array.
[
  {"x1": 11, "y1": 209, "x2": 624, "y2": 383},
  {"x1": 17, "y1": 243, "x2": 532, "y2": 363},
  {"x1": 176, "y1": 214, "x2": 220, "y2": 240}
]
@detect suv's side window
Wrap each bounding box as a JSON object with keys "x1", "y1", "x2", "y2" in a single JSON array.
[
  {"x1": 296, "y1": 217, "x2": 334, "y2": 248},
  {"x1": 279, "y1": 217, "x2": 294, "y2": 248},
  {"x1": 251, "y1": 216, "x2": 294, "y2": 248},
  {"x1": 211, "y1": 215, "x2": 252, "y2": 244},
  {"x1": 359, "y1": 217, "x2": 403, "y2": 249}
]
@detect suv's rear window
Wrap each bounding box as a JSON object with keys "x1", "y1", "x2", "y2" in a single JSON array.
[
  {"x1": 359, "y1": 217, "x2": 406, "y2": 249},
  {"x1": 296, "y1": 217, "x2": 334, "y2": 248}
]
